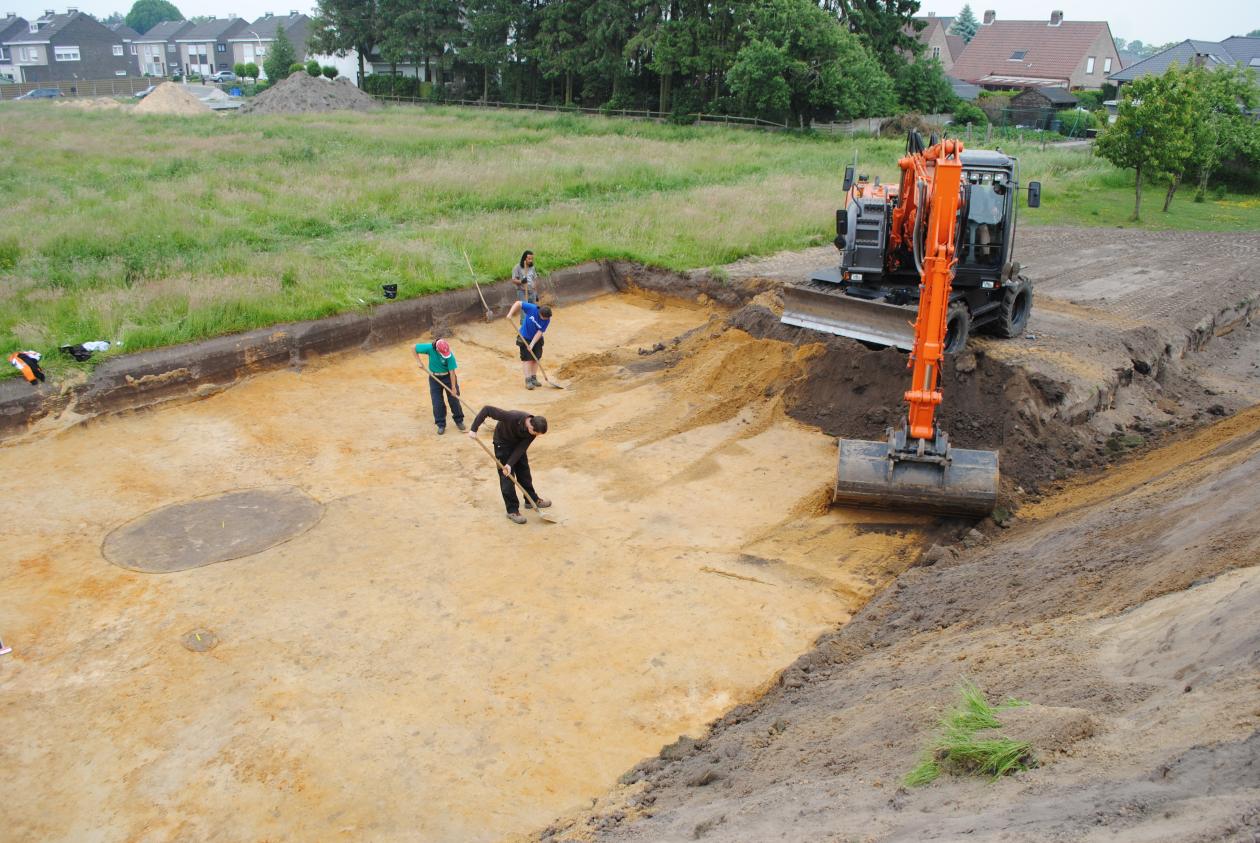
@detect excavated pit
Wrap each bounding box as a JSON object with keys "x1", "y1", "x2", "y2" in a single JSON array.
[{"x1": 3, "y1": 228, "x2": 1256, "y2": 841}]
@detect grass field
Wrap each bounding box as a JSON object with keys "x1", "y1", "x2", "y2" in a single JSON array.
[{"x1": 2, "y1": 103, "x2": 1257, "y2": 378}]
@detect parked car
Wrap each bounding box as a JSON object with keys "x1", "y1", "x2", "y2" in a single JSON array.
[
  {"x1": 133, "y1": 85, "x2": 158, "y2": 99},
  {"x1": 208, "y1": 70, "x2": 237, "y2": 83},
  {"x1": 14, "y1": 88, "x2": 61, "y2": 100}
]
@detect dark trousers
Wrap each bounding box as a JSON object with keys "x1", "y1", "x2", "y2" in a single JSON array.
[
  {"x1": 428, "y1": 374, "x2": 464, "y2": 427},
  {"x1": 495, "y1": 441, "x2": 538, "y2": 514}
]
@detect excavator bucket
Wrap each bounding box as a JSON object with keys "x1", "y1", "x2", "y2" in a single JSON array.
[
  {"x1": 833, "y1": 437, "x2": 999, "y2": 517},
  {"x1": 780, "y1": 282, "x2": 916, "y2": 351}
]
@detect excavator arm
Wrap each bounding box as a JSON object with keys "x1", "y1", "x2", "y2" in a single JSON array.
[{"x1": 831, "y1": 135, "x2": 999, "y2": 517}]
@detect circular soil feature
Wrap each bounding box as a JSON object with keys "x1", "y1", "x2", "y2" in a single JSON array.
[
  {"x1": 102, "y1": 486, "x2": 324, "y2": 573},
  {"x1": 181, "y1": 628, "x2": 219, "y2": 652}
]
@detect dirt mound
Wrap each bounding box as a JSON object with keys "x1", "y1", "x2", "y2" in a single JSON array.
[
  {"x1": 57, "y1": 97, "x2": 126, "y2": 110},
  {"x1": 133, "y1": 82, "x2": 209, "y2": 116},
  {"x1": 240, "y1": 73, "x2": 380, "y2": 115}
]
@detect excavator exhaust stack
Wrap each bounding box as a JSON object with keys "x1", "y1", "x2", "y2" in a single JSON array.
[{"x1": 833, "y1": 428, "x2": 998, "y2": 518}]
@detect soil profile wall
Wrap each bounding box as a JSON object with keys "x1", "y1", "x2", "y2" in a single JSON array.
[{"x1": 0, "y1": 263, "x2": 616, "y2": 441}]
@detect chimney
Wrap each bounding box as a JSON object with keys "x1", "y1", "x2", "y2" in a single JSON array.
[
  {"x1": 264, "y1": 11, "x2": 273, "y2": 16},
  {"x1": 1049, "y1": 10, "x2": 1063, "y2": 26},
  {"x1": 66, "y1": 6, "x2": 77, "y2": 12},
  {"x1": 927, "y1": 10, "x2": 935, "y2": 16},
  {"x1": 44, "y1": 8, "x2": 54, "y2": 15},
  {"x1": 983, "y1": 9, "x2": 995, "y2": 24},
  {"x1": 289, "y1": 9, "x2": 298, "y2": 15}
]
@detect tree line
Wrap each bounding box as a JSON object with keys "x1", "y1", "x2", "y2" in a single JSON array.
[
  {"x1": 1096, "y1": 63, "x2": 1260, "y2": 219},
  {"x1": 308, "y1": 0, "x2": 959, "y2": 126}
]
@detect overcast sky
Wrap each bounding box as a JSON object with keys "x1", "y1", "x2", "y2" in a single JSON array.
[{"x1": 6, "y1": 0, "x2": 1256, "y2": 46}]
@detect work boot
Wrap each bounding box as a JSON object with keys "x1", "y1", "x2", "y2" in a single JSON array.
[
  {"x1": 529, "y1": 376, "x2": 541, "y2": 387},
  {"x1": 436, "y1": 425, "x2": 446, "y2": 435},
  {"x1": 524, "y1": 497, "x2": 551, "y2": 509},
  {"x1": 525, "y1": 377, "x2": 536, "y2": 390},
  {"x1": 454, "y1": 420, "x2": 466, "y2": 431},
  {"x1": 506, "y1": 511, "x2": 527, "y2": 525}
]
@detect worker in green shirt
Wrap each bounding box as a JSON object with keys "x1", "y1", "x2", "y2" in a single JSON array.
[{"x1": 415, "y1": 338, "x2": 465, "y2": 435}]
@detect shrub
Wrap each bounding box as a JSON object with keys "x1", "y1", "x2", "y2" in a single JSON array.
[
  {"x1": 1056, "y1": 108, "x2": 1100, "y2": 137},
  {"x1": 244, "y1": 63, "x2": 259, "y2": 82},
  {"x1": 289, "y1": 62, "x2": 306, "y2": 75},
  {"x1": 233, "y1": 62, "x2": 247, "y2": 79},
  {"x1": 321, "y1": 65, "x2": 339, "y2": 80},
  {"x1": 306, "y1": 59, "x2": 321, "y2": 77},
  {"x1": 880, "y1": 112, "x2": 945, "y2": 139},
  {"x1": 953, "y1": 101, "x2": 988, "y2": 126},
  {"x1": 905, "y1": 682, "x2": 1035, "y2": 787}
]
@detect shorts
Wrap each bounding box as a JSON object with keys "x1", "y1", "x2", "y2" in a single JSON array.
[{"x1": 517, "y1": 335, "x2": 544, "y2": 361}]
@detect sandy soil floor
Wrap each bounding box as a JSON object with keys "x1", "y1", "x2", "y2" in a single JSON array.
[{"x1": 0, "y1": 294, "x2": 931, "y2": 842}]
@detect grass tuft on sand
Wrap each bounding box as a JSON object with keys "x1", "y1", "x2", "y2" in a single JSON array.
[{"x1": 905, "y1": 681, "x2": 1034, "y2": 786}]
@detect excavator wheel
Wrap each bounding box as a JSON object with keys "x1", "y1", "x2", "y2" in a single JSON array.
[
  {"x1": 944, "y1": 302, "x2": 970, "y2": 354},
  {"x1": 991, "y1": 276, "x2": 1033, "y2": 338}
]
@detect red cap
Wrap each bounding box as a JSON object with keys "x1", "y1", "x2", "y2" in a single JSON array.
[{"x1": 435, "y1": 339, "x2": 452, "y2": 358}]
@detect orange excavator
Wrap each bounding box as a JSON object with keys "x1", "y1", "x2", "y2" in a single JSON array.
[{"x1": 784, "y1": 131, "x2": 1040, "y2": 517}]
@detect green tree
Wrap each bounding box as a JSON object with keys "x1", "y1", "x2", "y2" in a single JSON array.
[
  {"x1": 894, "y1": 57, "x2": 956, "y2": 112},
  {"x1": 322, "y1": 65, "x2": 340, "y2": 79},
  {"x1": 233, "y1": 61, "x2": 247, "y2": 78},
  {"x1": 310, "y1": 0, "x2": 381, "y2": 86},
  {"x1": 307, "y1": 59, "x2": 322, "y2": 76},
  {"x1": 830, "y1": 0, "x2": 924, "y2": 73},
  {"x1": 124, "y1": 0, "x2": 182, "y2": 34},
  {"x1": 264, "y1": 26, "x2": 297, "y2": 81},
  {"x1": 462, "y1": 0, "x2": 514, "y2": 101},
  {"x1": 1095, "y1": 63, "x2": 1197, "y2": 220},
  {"x1": 244, "y1": 62, "x2": 259, "y2": 82},
  {"x1": 1247, "y1": 29, "x2": 1260, "y2": 37},
  {"x1": 1184, "y1": 65, "x2": 1260, "y2": 202},
  {"x1": 536, "y1": 0, "x2": 590, "y2": 105},
  {"x1": 950, "y1": 4, "x2": 978, "y2": 43},
  {"x1": 727, "y1": 0, "x2": 895, "y2": 127}
]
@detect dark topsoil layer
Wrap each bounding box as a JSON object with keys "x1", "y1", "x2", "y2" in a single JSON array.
[{"x1": 612, "y1": 263, "x2": 1231, "y2": 507}]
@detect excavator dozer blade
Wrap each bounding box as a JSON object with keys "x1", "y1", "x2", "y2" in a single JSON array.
[
  {"x1": 781, "y1": 282, "x2": 916, "y2": 350},
  {"x1": 833, "y1": 438, "x2": 999, "y2": 517}
]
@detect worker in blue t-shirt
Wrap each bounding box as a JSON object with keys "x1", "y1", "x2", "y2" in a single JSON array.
[
  {"x1": 414, "y1": 338, "x2": 464, "y2": 434},
  {"x1": 506, "y1": 300, "x2": 552, "y2": 390}
]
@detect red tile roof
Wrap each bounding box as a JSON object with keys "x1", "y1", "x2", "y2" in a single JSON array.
[{"x1": 951, "y1": 19, "x2": 1112, "y2": 86}]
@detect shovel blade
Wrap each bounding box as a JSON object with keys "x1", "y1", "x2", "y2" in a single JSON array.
[{"x1": 833, "y1": 437, "x2": 998, "y2": 517}]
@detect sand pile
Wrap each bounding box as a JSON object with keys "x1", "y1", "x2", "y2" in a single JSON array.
[
  {"x1": 134, "y1": 83, "x2": 210, "y2": 116},
  {"x1": 56, "y1": 97, "x2": 126, "y2": 110},
  {"x1": 240, "y1": 72, "x2": 379, "y2": 115}
]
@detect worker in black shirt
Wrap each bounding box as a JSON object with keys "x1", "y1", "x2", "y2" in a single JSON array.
[{"x1": 468, "y1": 405, "x2": 551, "y2": 524}]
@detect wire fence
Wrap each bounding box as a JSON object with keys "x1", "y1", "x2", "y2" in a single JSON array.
[{"x1": 0, "y1": 77, "x2": 154, "y2": 99}]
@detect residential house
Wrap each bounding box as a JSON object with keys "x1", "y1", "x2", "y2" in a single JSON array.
[
  {"x1": 108, "y1": 21, "x2": 139, "y2": 71},
  {"x1": 910, "y1": 13, "x2": 966, "y2": 74},
  {"x1": 173, "y1": 16, "x2": 247, "y2": 77},
  {"x1": 0, "y1": 14, "x2": 29, "y2": 81},
  {"x1": 949, "y1": 77, "x2": 982, "y2": 101},
  {"x1": 1108, "y1": 37, "x2": 1260, "y2": 89},
  {"x1": 2, "y1": 9, "x2": 130, "y2": 83},
  {"x1": 132, "y1": 20, "x2": 192, "y2": 76},
  {"x1": 948, "y1": 9, "x2": 1122, "y2": 91},
  {"x1": 228, "y1": 11, "x2": 310, "y2": 78}
]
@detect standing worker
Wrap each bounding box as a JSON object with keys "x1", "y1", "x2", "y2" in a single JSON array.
[
  {"x1": 506, "y1": 299, "x2": 551, "y2": 390},
  {"x1": 467, "y1": 406, "x2": 551, "y2": 524},
  {"x1": 414, "y1": 338, "x2": 465, "y2": 435},
  {"x1": 512, "y1": 250, "x2": 539, "y2": 304}
]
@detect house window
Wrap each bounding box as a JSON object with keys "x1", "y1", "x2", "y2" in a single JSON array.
[
  {"x1": 932, "y1": 46, "x2": 940, "y2": 59},
  {"x1": 28, "y1": 21, "x2": 38, "y2": 32},
  {"x1": 115, "y1": 70, "x2": 126, "y2": 76},
  {"x1": 1086, "y1": 56, "x2": 1095, "y2": 74},
  {"x1": 54, "y1": 46, "x2": 81, "y2": 61},
  {"x1": 112, "y1": 44, "x2": 123, "y2": 56},
  {"x1": 1009, "y1": 50, "x2": 1027, "y2": 60},
  {"x1": 1103, "y1": 57, "x2": 1112, "y2": 73},
  {"x1": 130, "y1": 44, "x2": 137, "y2": 55},
  {"x1": 167, "y1": 43, "x2": 175, "y2": 52},
  {"x1": 216, "y1": 43, "x2": 225, "y2": 52}
]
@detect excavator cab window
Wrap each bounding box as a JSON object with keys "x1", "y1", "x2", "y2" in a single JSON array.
[{"x1": 962, "y1": 171, "x2": 1009, "y2": 267}]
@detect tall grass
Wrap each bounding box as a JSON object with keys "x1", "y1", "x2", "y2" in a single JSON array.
[
  {"x1": 905, "y1": 681, "x2": 1034, "y2": 786},
  {"x1": 2, "y1": 104, "x2": 1257, "y2": 379}
]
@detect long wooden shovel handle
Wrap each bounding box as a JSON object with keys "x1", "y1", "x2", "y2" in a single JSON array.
[
  {"x1": 420, "y1": 363, "x2": 548, "y2": 514},
  {"x1": 462, "y1": 250, "x2": 492, "y2": 316}
]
